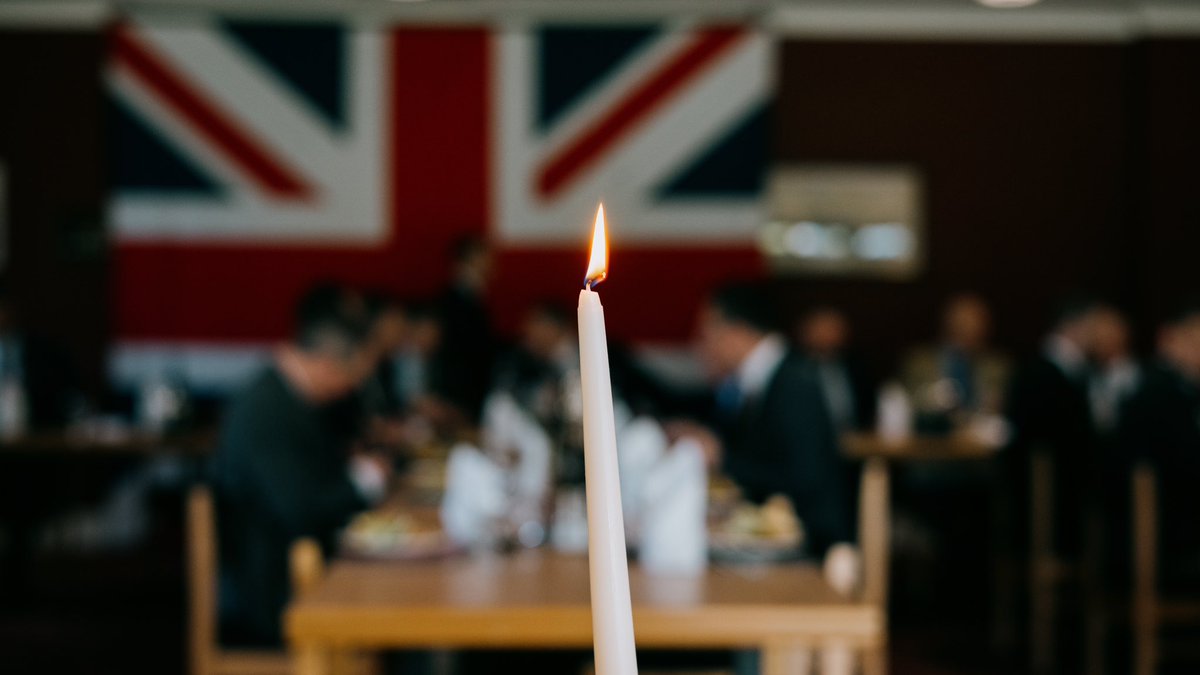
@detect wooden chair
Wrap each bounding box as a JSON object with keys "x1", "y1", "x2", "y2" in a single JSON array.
[
  {"x1": 187, "y1": 485, "x2": 290, "y2": 675},
  {"x1": 858, "y1": 457, "x2": 890, "y2": 675},
  {"x1": 1026, "y1": 447, "x2": 1111, "y2": 674},
  {"x1": 188, "y1": 485, "x2": 381, "y2": 675},
  {"x1": 1131, "y1": 462, "x2": 1200, "y2": 675}
]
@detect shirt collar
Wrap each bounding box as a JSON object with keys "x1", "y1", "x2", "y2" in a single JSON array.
[
  {"x1": 736, "y1": 334, "x2": 788, "y2": 397},
  {"x1": 1044, "y1": 333, "x2": 1087, "y2": 377}
]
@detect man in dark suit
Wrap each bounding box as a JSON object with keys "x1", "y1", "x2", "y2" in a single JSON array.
[
  {"x1": 1118, "y1": 305, "x2": 1200, "y2": 577},
  {"x1": 1006, "y1": 298, "x2": 1100, "y2": 463},
  {"x1": 796, "y1": 306, "x2": 875, "y2": 432},
  {"x1": 431, "y1": 236, "x2": 496, "y2": 423},
  {"x1": 677, "y1": 285, "x2": 853, "y2": 557},
  {"x1": 1004, "y1": 296, "x2": 1102, "y2": 556},
  {"x1": 212, "y1": 284, "x2": 391, "y2": 646}
]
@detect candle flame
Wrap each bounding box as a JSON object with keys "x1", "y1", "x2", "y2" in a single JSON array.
[{"x1": 584, "y1": 203, "x2": 608, "y2": 287}]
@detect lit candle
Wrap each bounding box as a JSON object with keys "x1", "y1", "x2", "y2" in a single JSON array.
[{"x1": 578, "y1": 204, "x2": 638, "y2": 675}]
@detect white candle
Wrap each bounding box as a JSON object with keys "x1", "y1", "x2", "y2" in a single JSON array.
[{"x1": 578, "y1": 204, "x2": 638, "y2": 675}]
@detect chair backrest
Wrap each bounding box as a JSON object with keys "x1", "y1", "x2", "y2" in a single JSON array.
[
  {"x1": 858, "y1": 457, "x2": 890, "y2": 606},
  {"x1": 187, "y1": 485, "x2": 217, "y2": 675},
  {"x1": 290, "y1": 538, "x2": 324, "y2": 598},
  {"x1": 1132, "y1": 462, "x2": 1158, "y2": 598}
]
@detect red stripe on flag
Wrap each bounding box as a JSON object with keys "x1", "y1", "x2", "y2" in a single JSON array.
[
  {"x1": 113, "y1": 243, "x2": 763, "y2": 344},
  {"x1": 111, "y1": 26, "x2": 313, "y2": 201},
  {"x1": 490, "y1": 245, "x2": 764, "y2": 343},
  {"x1": 535, "y1": 27, "x2": 745, "y2": 200}
]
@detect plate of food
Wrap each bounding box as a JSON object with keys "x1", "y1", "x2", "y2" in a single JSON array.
[
  {"x1": 708, "y1": 494, "x2": 805, "y2": 563},
  {"x1": 341, "y1": 509, "x2": 462, "y2": 561}
]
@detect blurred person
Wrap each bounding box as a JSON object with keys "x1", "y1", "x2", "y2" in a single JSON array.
[
  {"x1": 901, "y1": 293, "x2": 1010, "y2": 429},
  {"x1": 1006, "y1": 296, "x2": 1101, "y2": 458},
  {"x1": 492, "y1": 302, "x2": 576, "y2": 419},
  {"x1": 1004, "y1": 295, "x2": 1103, "y2": 557},
  {"x1": 359, "y1": 292, "x2": 411, "y2": 419},
  {"x1": 796, "y1": 307, "x2": 875, "y2": 431},
  {"x1": 212, "y1": 284, "x2": 391, "y2": 646},
  {"x1": 489, "y1": 302, "x2": 582, "y2": 486},
  {"x1": 0, "y1": 281, "x2": 82, "y2": 430},
  {"x1": 396, "y1": 303, "x2": 442, "y2": 408},
  {"x1": 672, "y1": 284, "x2": 853, "y2": 557},
  {"x1": 431, "y1": 235, "x2": 496, "y2": 422},
  {"x1": 1117, "y1": 303, "x2": 1200, "y2": 578},
  {"x1": 1088, "y1": 306, "x2": 1140, "y2": 434}
]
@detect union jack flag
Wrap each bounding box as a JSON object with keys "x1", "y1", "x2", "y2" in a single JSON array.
[{"x1": 107, "y1": 16, "x2": 769, "y2": 390}]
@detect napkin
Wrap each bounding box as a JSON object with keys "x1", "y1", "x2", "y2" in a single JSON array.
[
  {"x1": 481, "y1": 393, "x2": 552, "y2": 505},
  {"x1": 639, "y1": 439, "x2": 708, "y2": 575},
  {"x1": 440, "y1": 443, "x2": 506, "y2": 546},
  {"x1": 617, "y1": 416, "x2": 667, "y2": 541}
]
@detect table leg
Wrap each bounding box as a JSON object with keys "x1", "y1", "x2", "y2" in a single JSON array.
[
  {"x1": 818, "y1": 641, "x2": 854, "y2": 675},
  {"x1": 1029, "y1": 451, "x2": 1055, "y2": 674},
  {"x1": 761, "y1": 641, "x2": 811, "y2": 675},
  {"x1": 294, "y1": 643, "x2": 332, "y2": 675},
  {"x1": 861, "y1": 644, "x2": 888, "y2": 675}
]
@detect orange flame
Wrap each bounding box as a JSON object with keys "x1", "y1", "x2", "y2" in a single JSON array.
[{"x1": 585, "y1": 203, "x2": 608, "y2": 287}]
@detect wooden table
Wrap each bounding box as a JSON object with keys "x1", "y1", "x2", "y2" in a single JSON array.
[
  {"x1": 841, "y1": 432, "x2": 999, "y2": 463},
  {"x1": 286, "y1": 551, "x2": 884, "y2": 675}
]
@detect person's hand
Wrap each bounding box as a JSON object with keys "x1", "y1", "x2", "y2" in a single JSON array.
[{"x1": 663, "y1": 420, "x2": 723, "y2": 469}]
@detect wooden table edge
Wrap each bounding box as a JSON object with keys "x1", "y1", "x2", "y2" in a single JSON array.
[{"x1": 286, "y1": 603, "x2": 884, "y2": 650}]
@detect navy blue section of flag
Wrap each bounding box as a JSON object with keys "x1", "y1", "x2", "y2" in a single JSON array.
[
  {"x1": 537, "y1": 24, "x2": 659, "y2": 130},
  {"x1": 220, "y1": 19, "x2": 347, "y2": 129},
  {"x1": 657, "y1": 103, "x2": 768, "y2": 199},
  {"x1": 109, "y1": 96, "x2": 221, "y2": 195}
]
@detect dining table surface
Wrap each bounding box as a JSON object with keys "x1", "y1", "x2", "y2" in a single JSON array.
[
  {"x1": 840, "y1": 431, "x2": 1001, "y2": 462},
  {"x1": 286, "y1": 549, "x2": 884, "y2": 675}
]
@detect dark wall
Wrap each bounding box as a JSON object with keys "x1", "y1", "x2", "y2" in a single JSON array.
[
  {"x1": 773, "y1": 40, "x2": 1136, "y2": 374},
  {"x1": 0, "y1": 31, "x2": 108, "y2": 396},
  {"x1": 1137, "y1": 40, "x2": 1200, "y2": 330}
]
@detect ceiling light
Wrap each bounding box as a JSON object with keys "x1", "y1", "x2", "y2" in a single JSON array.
[{"x1": 975, "y1": 0, "x2": 1041, "y2": 8}]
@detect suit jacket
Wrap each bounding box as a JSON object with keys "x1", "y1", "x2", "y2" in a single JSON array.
[
  {"x1": 902, "y1": 345, "x2": 1011, "y2": 417},
  {"x1": 1003, "y1": 353, "x2": 1094, "y2": 554},
  {"x1": 1117, "y1": 362, "x2": 1200, "y2": 558},
  {"x1": 211, "y1": 367, "x2": 367, "y2": 646},
  {"x1": 717, "y1": 353, "x2": 853, "y2": 556},
  {"x1": 431, "y1": 285, "x2": 495, "y2": 421},
  {"x1": 1005, "y1": 354, "x2": 1093, "y2": 461},
  {"x1": 812, "y1": 352, "x2": 877, "y2": 432}
]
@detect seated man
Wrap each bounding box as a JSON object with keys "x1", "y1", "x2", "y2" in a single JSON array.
[
  {"x1": 1089, "y1": 305, "x2": 1140, "y2": 437},
  {"x1": 1004, "y1": 296, "x2": 1101, "y2": 557},
  {"x1": 677, "y1": 284, "x2": 853, "y2": 558},
  {"x1": 901, "y1": 293, "x2": 1010, "y2": 430},
  {"x1": 796, "y1": 306, "x2": 875, "y2": 432},
  {"x1": 1118, "y1": 304, "x2": 1200, "y2": 583},
  {"x1": 212, "y1": 284, "x2": 391, "y2": 646}
]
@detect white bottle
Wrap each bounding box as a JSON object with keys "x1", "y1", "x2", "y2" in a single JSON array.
[
  {"x1": 876, "y1": 381, "x2": 913, "y2": 442},
  {"x1": 138, "y1": 374, "x2": 181, "y2": 434},
  {"x1": 0, "y1": 376, "x2": 28, "y2": 439}
]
